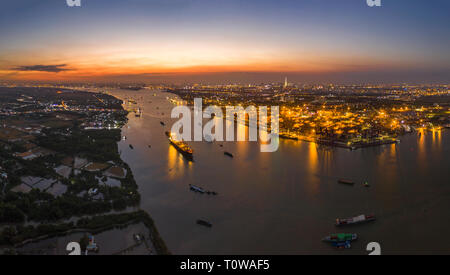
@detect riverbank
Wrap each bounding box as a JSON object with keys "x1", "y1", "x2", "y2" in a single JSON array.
[
  {"x1": 1, "y1": 208, "x2": 169, "y2": 255},
  {"x1": 0, "y1": 87, "x2": 169, "y2": 255},
  {"x1": 279, "y1": 133, "x2": 399, "y2": 150}
]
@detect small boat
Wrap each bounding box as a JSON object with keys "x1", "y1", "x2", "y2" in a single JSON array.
[
  {"x1": 331, "y1": 241, "x2": 352, "y2": 249},
  {"x1": 189, "y1": 184, "x2": 206, "y2": 194},
  {"x1": 224, "y1": 152, "x2": 234, "y2": 158},
  {"x1": 135, "y1": 108, "x2": 142, "y2": 118},
  {"x1": 86, "y1": 235, "x2": 99, "y2": 252},
  {"x1": 364, "y1": 181, "x2": 370, "y2": 187},
  {"x1": 129, "y1": 144, "x2": 134, "y2": 149},
  {"x1": 160, "y1": 121, "x2": 165, "y2": 126},
  {"x1": 322, "y1": 233, "x2": 357, "y2": 243},
  {"x1": 197, "y1": 220, "x2": 212, "y2": 228},
  {"x1": 148, "y1": 145, "x2": 152, "y2": 148},
  {"x1": 338, "y1": 179, "x2": 355, "y2": 185},
  {"x1": 336, "y1": 214, "x2": 375, "y2": 226}
]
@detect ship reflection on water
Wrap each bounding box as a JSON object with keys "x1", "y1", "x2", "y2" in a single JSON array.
[{"x1": 114, "y1": 89, "x2": 450, "y2": 255}]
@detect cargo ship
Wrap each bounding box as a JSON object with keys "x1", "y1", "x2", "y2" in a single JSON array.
[
  {"x1": 322, "y1": 233, "x2": 358, "y2": 243},
  {"x1": 336, "y1": 214, "x2": 375, "y2": 226},
  {"x1": 166, "y1": 131, "x2": 193, "y2": 161}
]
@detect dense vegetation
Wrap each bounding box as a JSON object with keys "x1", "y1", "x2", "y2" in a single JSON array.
[
  {"x1": 0, "y1": 211, "x2": 170, "y2": 255},
  {"x1": 37, "y1": 129, "x2": 122, "y2": 163},
  {"x1": 0, "y1": 87, "x2": 167, "y2": 254}
]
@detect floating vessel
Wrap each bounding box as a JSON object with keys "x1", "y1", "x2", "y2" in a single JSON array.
[
  {"x1": 129, "y1": 144, "x2": 134, "y2": 149},
  {"x1": 338, "y1": 179, "x2": 355, "y2": 185},
  {"x1": 160, "y1": 121, "x2": 165, "y2": 126},
  {"x1": 331, "y1": 241, "x2": 352, "y2": 249},
  {"x1": 336, "y1": 214, "x2": 375, "y2": 226},
  {"x1": 166, "y1": 131, "x2": 193, "y2": 161},
  {"x1": 197, "y1": 220, "x2": 212, "y2": 228},
  {"x1": 322, "y1": 233, "x2": 357, "y2": 243},
  {"x1": 189, "y1": 184, "x2": 205, "y2": 194},
  {"x1": 86, "y1": 235, "x2": 99, "y2": 252},
  {"x1": 135, "y1": 108, "x2": 142, "y2": 117},
  {"x1": 224, "y1": 152, "x2": 234, "y2": 158},
  {"x1": 189, "y1": 185, "x2": 218, "y2": 196}
]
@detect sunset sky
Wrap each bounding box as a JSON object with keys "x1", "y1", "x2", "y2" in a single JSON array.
[{"x1": 0, "y1": 0, "x2": 449, "y2": 83}]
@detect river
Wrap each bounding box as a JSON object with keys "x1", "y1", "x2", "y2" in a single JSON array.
[{"x1": 108, "y1": 88, "x2": 450, "y2": 255}]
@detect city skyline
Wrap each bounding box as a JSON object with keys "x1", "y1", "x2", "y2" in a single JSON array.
[{"x1": 0, "y1": 0, "x2": 449, "y2": 84}]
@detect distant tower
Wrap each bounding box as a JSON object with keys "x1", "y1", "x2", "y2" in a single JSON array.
[{"x1": 284, "y1": 77, "x2": 288, "y2": 88}]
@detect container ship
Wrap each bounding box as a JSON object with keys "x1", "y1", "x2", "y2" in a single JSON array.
[{"x1": 165, "y1": 131, "x2": 193, "y2": 161}]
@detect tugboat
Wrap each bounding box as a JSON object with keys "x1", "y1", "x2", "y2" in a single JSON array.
[
  {"x1": 322, "y1": 233, "x2": 358, "y2": 243},
  {"x1": 166, "y1": 131, "x2": 193, "y2": 161},
  {"x1": 197, "y1": 219, "x2": 212, "y2": 228},
  {"x1": 336, "y1": 214, "x2": 375, "y2": 226}
]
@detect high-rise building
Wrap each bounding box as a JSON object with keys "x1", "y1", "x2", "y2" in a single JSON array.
[{"x1": 284, "y1": 77, "x2": 288, "y2": 88}]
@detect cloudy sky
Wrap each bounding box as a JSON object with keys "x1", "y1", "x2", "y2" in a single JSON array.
[{"x1": 0, "y1": 0, "x2": 449, "y2": 83}]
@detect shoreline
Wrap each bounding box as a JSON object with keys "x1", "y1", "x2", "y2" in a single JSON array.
[
  {"x1": 0, "y1": 88, "x2": 170, "y2": 255},
  {"x1": 3, "y1": 211, "x2": 170, "y2": 255}
]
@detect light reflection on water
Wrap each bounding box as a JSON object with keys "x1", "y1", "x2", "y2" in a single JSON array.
[{"x1": 113, "y1": 89, "x2": 450, "y2": 255}]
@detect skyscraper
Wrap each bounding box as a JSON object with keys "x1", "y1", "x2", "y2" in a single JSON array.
[{"x1": 284, "y1": 77, "x2": 288, "y2": 88}]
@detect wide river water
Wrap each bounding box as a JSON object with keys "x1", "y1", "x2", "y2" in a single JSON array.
[{"x1": 106, "y1": 89, "x2": 449, "y2": 255}]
